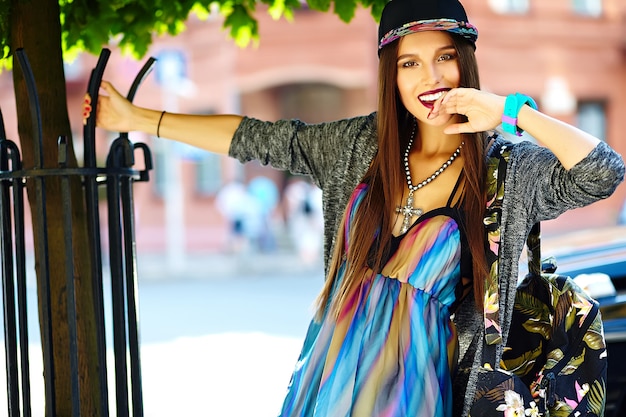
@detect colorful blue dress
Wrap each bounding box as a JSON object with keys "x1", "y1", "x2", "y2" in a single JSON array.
[{"x1": 279, "y1": 183, "x2": 467, "y2": 417}]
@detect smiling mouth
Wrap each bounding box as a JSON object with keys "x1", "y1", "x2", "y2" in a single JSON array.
[{"x1": 418, "y1": 89, "x2": 450, "y2": 109}]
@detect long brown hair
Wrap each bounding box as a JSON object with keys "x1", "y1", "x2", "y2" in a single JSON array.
[{"x1": 316, "y1": 34, "x2": 488, "y2": 319}]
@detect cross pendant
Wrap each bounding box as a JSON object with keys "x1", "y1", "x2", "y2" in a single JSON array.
[{"x1": 395, "y1": 191, "x2": 423, "y2": 234}]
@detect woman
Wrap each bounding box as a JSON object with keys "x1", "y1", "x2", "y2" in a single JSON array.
[{"x1": 85, "y1": 0, "x2": 624, "y2": 415}]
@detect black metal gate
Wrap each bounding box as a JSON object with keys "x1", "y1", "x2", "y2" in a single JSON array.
[{"x1": 1, "y1": 48, "x2": 154, "y2": 417}]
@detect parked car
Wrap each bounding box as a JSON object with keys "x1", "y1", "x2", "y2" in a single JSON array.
[{"x1": 540, "y1": 226, "x2": 626, "y2": 417}]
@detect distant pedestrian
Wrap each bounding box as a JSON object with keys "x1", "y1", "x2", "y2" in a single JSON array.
[
  {"x1": 284, "y1": 179, "x2": 323, "y2": 266},
  {"x1": 215, "y1": 181, "x2": 250, "y2": 253},
  {"x1": 247, "y1": 176, "x2": 279, "y2": 252}
]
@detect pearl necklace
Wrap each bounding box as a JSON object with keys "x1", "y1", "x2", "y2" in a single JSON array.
[{"x1": 395, "y1": 128, "x2": 464, "y2": 234}]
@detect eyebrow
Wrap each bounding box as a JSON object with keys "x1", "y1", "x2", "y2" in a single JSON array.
[{"x1": 397, "y1": 44, "x2": 456, "y2": 61}]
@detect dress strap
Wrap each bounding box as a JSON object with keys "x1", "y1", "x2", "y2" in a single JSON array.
[{"x1": 446, "y1": 169, "x2": 465, "y2": 208}]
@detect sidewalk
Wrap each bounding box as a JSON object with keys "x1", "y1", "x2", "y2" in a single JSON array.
[
  {"x1": 10, "y1": 249, "x2": 324, "y2": 417},
  {"x1": 136, "y1": 248, "x2": 325, "y2": 281}
]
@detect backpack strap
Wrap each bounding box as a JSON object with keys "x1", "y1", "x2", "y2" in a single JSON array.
[
  {"x1": 483, "y1": 139, "x2": 550, "y2": 368},
  {"x1": 483, "y1": 138, "x2": 510, "y2": 356}
]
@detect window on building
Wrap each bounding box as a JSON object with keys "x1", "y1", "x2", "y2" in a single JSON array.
[
  {"x1": 152, "y1": 140, "x2": 225, "y2": 197},
  {"x1": 572, "y1": 0, "x2": 602, "y2": 17},
  {"x1": 576, "y1": 101, "x2": 606, "y2": 141},
  {"x1": 195, "y1": 152, "x2": 223, "y2": 195},
  {"x1": 277, "y1": 83, "x2": 344, "y2": 123},
  {"x1": 488, "y1": 0, "x2": 529, "y2": 14}
]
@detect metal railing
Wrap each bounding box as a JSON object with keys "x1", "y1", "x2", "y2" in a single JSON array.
[{"x1": 1, "y1": 48, "x2": 154, "y2": 417}]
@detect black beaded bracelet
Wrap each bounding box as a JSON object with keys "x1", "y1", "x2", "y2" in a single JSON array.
[{"x1": 157, "y1": 110, "x2": 166, "y2": 138}]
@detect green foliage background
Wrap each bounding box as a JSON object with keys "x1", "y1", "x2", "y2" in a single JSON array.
[{"x1": 1, "y1": 0, "x2": 387, "y2": 69}]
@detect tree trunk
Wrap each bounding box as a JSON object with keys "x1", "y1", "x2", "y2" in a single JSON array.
[{"x1": 10, "y1": 0, "x2": 102, "y2": 415}]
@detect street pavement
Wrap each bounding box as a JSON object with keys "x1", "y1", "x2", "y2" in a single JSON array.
[
  {"x1": 1, "y1": 249, "x2": 326, "y2": 416},
  {"x1": 137, "y1": 249, "x2": 325, "y2": 416}
]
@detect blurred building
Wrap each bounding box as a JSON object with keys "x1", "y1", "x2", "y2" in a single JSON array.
[{"x1": 1, "y1": 0, "x2": 625, "y2": 256}]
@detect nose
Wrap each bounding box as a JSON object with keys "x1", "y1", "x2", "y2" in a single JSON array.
[{"x1": 422, "y1": 63, "x2": 442, "y2": 86}]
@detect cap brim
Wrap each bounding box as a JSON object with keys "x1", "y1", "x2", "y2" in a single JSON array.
[{"x1": 379, "y1": 18, "x2": 478, "y2": 50}]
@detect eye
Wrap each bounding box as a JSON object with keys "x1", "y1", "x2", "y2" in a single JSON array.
[
  {"x1": 400, "y1": 60, "x2": 419, "y2": 68},
  {"x1": 438, "y1": 53, "x2": 456, "y2": 62}
]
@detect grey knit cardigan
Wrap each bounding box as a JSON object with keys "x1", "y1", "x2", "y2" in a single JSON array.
[{"x1": 228, "y1": 112, "x2": 625, "y2": 416}]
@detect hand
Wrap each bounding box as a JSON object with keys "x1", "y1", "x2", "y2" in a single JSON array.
[
  {"x1": 82, "y1": 81, "x2": 136, "y2": 132},
  {"x1": 429, "y1": 88, "x2": 505, "y2": 135}
]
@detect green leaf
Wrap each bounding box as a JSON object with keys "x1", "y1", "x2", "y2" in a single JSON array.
[
  {"x1": 500, "y1": 341, "x2": 543, "y2": 377},
  {"x1": 307, "y1": 0, "x2": 332, "y2": 12},
  {"x1": 583, "y1": 327, "x2": 606, "y2": 350},
  {"x1": 586, "y1": 379, "x2": 606, "y2": 416},
  {"x1": 558, "y1": 347, "x2": 585, "y2": 376},
  {"x1": 267, "y1": 0, "x2": 288, "y2": 20},
  {"x1": 514, "y1": 289, "x2": 551, "y2": 322},
  {"x1": 545, "y1": 348, "x2": 564, "y2": 370},
  {"x1": 334, "y1": 0, "x2": 357, "y2": 22},
  {"x1": 366, "y1": 0, "x2": 384, "y2": 22},
  {"x1": 223, "y1": 4, "x2": 259, "y2": 47},
  {"x1": 522, "y1": 318, "x2": 552, "y2": 340}
]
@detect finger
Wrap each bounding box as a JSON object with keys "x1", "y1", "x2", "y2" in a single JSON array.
[
  {"x1": 440, "y1": 88, "x2": 457, "y2": 106},
  {"x1": 83, "y1": 95, "x2": 92, "y2": 125},
  {"x1": 83, "y1": 105, "x2": 92, "y2": 125},
  {"x1": 100, "y1": 80, "x2": 115, "y2": 97},
  {"x1": 431, "y1": 91, "x2": 447, "y2": 114},
  {"x1": 442, "y1": 93, "x2": 467, "y2": 116},
  {"x1": 428, "y1": 90, "x2": 453, "y2": 119},
  {"x1": 444, "y1": 122, "x2": 475, "y2": 135}
]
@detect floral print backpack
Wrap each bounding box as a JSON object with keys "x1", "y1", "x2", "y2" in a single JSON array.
[{"x1": 471, "y1": 142, "x2": 608, "y2": 417}]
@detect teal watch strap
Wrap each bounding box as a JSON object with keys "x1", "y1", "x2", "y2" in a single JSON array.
[{"x1": 502, "y1": 93, "x2": 538, "y2": 136}]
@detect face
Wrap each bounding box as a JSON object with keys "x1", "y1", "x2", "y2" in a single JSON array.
[{"x1": 396, "y1": 31, "x2": 461, "y2": 126}]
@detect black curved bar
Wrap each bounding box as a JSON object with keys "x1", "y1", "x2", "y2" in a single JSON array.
[
  {"x1": 126, "y1": 57, "x2": 156, "y2": 104},
  {"x1": 84, "y1": 49, "x2": 111, "y2": 168},
  {"x1": 133, "y1": 143, "x2": 153, "y2": 182},
  {"x1": 117, "y1": 56, "x2": 156, "y2": 163},
  {"x1": 12, "y1": 153, "x2": 30, "y2": 417},
  {"x1": 122, "y1": 59, "x2": 156, "y2": 417},
  {"x1": 106, "y1": 155, "x2": 129, "y2": 417},
  {"x1": 14, "y1": 50, "x2": 43, "y2": 169},
  {"x1": 0, "y1": 124, "x2": 21, "y2": 417},
  {"x1": 14, "y1": 48, "x2": 56, "y2": 416},
  {"x1": 118, "y1": 57, "x2": 156, "y2": 417},
  {"x1": 83, "y1": 48, "x2": 112, "y2": 417},
  {"x1": 0, "y1": 137, "x2": 31, "y2": 417}
]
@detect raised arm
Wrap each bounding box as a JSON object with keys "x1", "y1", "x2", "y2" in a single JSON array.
[
  {"x1": 84, "y1": 81, "x2": 241, "y2": 155},
  {"x1": 514, "y1": 104, "x2": 599, "y2": 170},
  {"x1": 434, "y1": 88, "x2": 601, "y2": 170}
]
